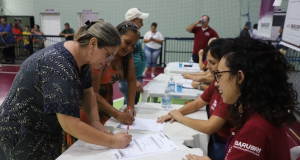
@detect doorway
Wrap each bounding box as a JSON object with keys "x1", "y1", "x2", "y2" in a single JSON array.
[
  {"x1": 78, "y1": 13, "x2": 99, "y2": 27},
  {"x1": 40, "y1": 13, "x2": 62, "y2": 47}
]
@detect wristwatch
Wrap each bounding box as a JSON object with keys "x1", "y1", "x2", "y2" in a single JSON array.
[{"x1": 198, "y1": 82, "x2": 204, "y2": 90}]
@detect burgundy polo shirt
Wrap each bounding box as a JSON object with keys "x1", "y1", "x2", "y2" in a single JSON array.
[
  {"x1": 201, "y1": 81, "x2": 233, "y2": 141},
  {"x1": 224, "y1": 112, "x2": 290, "y2": 160},
  {"x1": 192, "y1": 26, "x2": 219, "y2": 55}
]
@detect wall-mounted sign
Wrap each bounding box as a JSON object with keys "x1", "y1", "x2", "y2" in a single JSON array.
[
  {"x1": 45, "y1": 9, "x2": 54, "y2": 12},
  {"x1": 83, "y1": 10, "x2": 92, "y2": 13}
]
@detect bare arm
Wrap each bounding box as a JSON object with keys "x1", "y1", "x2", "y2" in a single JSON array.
[
  {"x1": 92, "y1": 72, "x2": 118, "y2": 117},
  {"x1": 81, "y1": 87, "x2": 106, "y2": 130},
  {"x1": 196, "y1": 72, "x2": 214, "y2": 84},
  {"x1": 152, "y1": 39, "x2": 163, "y2": 44},
  {"x1": 92, "y1": 71, "x2": 134, "y2": 124},
  {"x1": 191, "y1": 82, "x2": 209, "y2": 90},
  {"x1": 143, "y1": 39, "x2": 152, "y2": 43},
  {"x1": 124, "y1": 59, "x2": 137, "y2": 116},
  {"x1": 179, "y1": 97, "x2": 208, "y2": 114},
  {"x1": 186, "y1": 20, "x2": 201, "y2": 33},
  {"x1": 183, "y1": 70, "x2": 209, "y2": 79},
  {"x1": 57, "y1": 113, "x2": 132, "y2": 148},
  {"x1": 187, "y1": 70, "x2": 209, "y2": 80},
  {"x1": 170, "y1": 111, "x2": 227, "y2": 135},
  {"x1": 198, "y1": 49, "x2": 207, "y2": 70},
  {"x1": 157, "y1": 97, "x2": 208, "y2": 123},
  {"x1": 200, "y1": 84, "x2": 209, "y2": 90},
  {"x1": 0, "y1": 32, "x2": 8, "y2": 35}
]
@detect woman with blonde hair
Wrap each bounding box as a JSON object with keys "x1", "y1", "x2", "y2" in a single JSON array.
[{"x1": 0, "y1": 20, "x2": 132, "y2": 160}]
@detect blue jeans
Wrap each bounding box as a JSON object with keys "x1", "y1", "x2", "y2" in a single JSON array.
[
  {"x1": 145, "y1": 45, "x2": 161, "y2": 68},
  {"x1": 208, "y1": 134, "x2": 227, "y2": 160},
  {"x1": 118, "y1": 77, "x2": 143, "y2": 104}
]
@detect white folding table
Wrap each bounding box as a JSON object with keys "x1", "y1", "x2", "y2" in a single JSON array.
[
  {"x1": 57, "y1": 103, "x2": 209, "y2": 160},
  {"x1": 164, "y1": 62, "x2": 203, "y2": 75}
]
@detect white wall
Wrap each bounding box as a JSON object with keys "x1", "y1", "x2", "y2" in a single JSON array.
[{"x1": 1, "y1": 0, "x2": 266, "y2": 38}]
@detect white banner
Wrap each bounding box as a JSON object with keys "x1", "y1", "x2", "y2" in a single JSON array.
[
  {"x1": 282, "y1": 0, "x2": 300, "y2": 48},
  {"x1": 257, "y1": 0, "x2": 275, "y2": 38}
]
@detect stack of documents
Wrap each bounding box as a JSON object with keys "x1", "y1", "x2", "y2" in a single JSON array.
[{"x1": 110, "y1": 133, "x2": 179, "y2": 159}]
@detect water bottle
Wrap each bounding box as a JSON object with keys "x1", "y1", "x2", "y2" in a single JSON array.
[
  {"x1": 162, "y1": 87, "x2": 171, "y2": 109},
  {"x1": 168, "y1": 76, "x2": 175, "y2": 93},
  {"x1": 189, "y1": 57, "x2": 194, "y2": 65}
]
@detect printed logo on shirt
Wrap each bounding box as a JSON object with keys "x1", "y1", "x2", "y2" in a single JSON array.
[
  {"x1": 210, "y1": 100, "x2": 217, "y2": 110},
  {"x1": 233, "y1": 140, "x2": 262, "y2": 156},
  {"x1": 224, "y1": 146, "x2": 233, "y2": 160},
  {"x1": 205, "y1": 32, "x2": 210, "y2": 36}
]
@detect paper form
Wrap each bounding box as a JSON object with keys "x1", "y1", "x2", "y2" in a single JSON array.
[
  {"x1": 177, "y1": 79, "x2": 193, "y2": 84},
  {"x1": 182, "y1": 83, "x2": 194, "y2": 89},
  {"x1": 110, "y1": 133, "x2": 179, "y2": 159},
  {"x1": 116, "y1": 118, "x2": 164, "y2": 132}
]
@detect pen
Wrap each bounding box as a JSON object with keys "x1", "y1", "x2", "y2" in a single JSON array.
[
  {"x1": 127, "y1": 125, "x2": 129, "y2": 134},
  {"x1": 128, "y1": 106, "x2": 132, "y2": 116}
]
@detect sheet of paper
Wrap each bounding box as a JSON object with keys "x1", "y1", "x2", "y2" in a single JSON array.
[
  {"x1": 110, "y1": 133, "x2": 179, "y2": 159},
  {"x1": 182, "y1": 83, "x2": 194, "y2": 89},
  {"x1": 177, "y1": 79, "x2": 193, "y2": 84},
  {"x1": 117, "y1": 118, "x2": 164, "y2": 132}
]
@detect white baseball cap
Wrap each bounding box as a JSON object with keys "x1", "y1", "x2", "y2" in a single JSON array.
[{"x1": 125, "y1": 8, "x2": 149, "y2": 21}]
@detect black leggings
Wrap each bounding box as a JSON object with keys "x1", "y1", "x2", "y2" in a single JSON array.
[{"x1": 2, "y1": 46, "x2": 15, "y2": 63}]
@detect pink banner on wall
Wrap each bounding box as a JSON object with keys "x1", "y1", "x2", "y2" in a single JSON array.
[{"x1": 257, "y1": 0, "x2": 275, "y2": 38}]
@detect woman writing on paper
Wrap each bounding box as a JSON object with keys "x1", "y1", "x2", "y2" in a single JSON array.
[
  {"x1": 87, "y1": 21, "x2": 140, "y2": 125},
  {"x1": 0, "y1": 21, "x2": 132, "y2": 160}
]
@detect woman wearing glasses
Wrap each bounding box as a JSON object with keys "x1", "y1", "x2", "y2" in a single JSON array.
[
  {"x1": 0, "y1": 21, "x2": 132, "y2": 160},
  {"x1": 157, "y1": 38, "x2": 234, "y2": 160},
  {"x1": 87, "y1": 21, "x2": 140, "y2": 125},
  {"x1": 183, "y1": 38, "x2": 297, "y2": 160}
]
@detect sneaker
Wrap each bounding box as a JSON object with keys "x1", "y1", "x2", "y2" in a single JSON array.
[
  {"x1": 142, "y1": 74, "x2": 146, "y2": 78},
  {"x1": 151, "y1": 73, "x2": 155, "y2": 78}
]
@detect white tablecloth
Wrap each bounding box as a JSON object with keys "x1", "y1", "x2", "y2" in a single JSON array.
[{"x1": 57, "y1": 103, "x2": 209, "y2": 160}]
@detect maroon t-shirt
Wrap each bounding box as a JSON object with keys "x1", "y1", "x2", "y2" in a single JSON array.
[
  {"x1": 200, "y1": 81, "x2": 232, "y2": 141},
  {"x1": 192, "y1": 26, "x2": 219, "y2": 55},
  {"x1": 224, "y1": 112, "x2": 291, "y2": 160}
]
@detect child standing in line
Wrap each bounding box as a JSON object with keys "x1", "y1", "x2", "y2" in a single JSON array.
[{"x1": 22, "y1": 25, "x2": 31, "y2": 57}]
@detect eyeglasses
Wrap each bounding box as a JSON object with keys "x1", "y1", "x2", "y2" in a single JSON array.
[
  {"x1": 102, "y1": 46, "x2": 116, "y2": 65},
  {"x1": 214, "y1": 71, "x2": 233, "y2": 83}
]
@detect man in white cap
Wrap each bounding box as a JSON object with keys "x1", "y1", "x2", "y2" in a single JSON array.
[
  {"x1": 125, "y1": 8, "x2": 149, "y2": 29},
  {"x1": 119, "y1": 8, "x2": 149, "y2": 106}
]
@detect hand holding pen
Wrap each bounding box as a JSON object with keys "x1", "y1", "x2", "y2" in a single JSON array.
[{"x1": 125, "y1": 106, "x2": 136, "y2": 117}]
